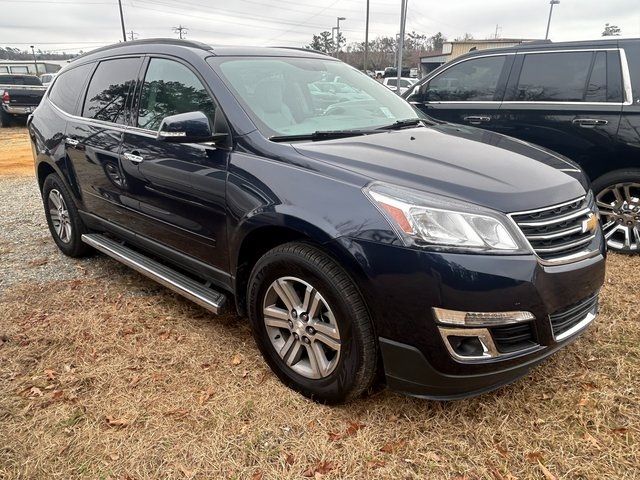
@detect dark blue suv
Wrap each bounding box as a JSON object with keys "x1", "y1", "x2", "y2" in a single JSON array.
[{"x1": 29, "y1": 39, "x2": 605, "y2": 403}]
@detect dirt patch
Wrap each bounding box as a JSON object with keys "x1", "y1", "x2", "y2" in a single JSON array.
[{"x1": 0, "y1": 127, "x2": 33, "y2": 176}]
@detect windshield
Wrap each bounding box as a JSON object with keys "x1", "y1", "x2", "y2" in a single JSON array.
[{"x1": 209, "y1": 56, "x2": 418, "y2": 138}]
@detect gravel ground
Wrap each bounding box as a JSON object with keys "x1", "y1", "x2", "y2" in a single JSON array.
[{"x1": 0, "y1": 176, "x2": 106, "y2": 292}]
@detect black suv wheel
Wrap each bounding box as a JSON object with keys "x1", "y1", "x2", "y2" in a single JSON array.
[
  {"x1": 42, "y1": 173, "x2": 93, "y2": 257},
  {"x1": 593, "y1": 170, "x2": 640, "y2": 253},
  {"x1": 247, "y1": 242, "x2": 377, "y2": 404}
]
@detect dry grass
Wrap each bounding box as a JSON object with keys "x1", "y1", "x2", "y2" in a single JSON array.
[
  {"x1": 1, "y1": 128, "x2": 639, "y2": 479},
  {"x1": 0, "y1": 127, "x2": 33, "y2": 176}
]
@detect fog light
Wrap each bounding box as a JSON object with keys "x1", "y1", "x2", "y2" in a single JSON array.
[
  {"x1": 432, "y1": 307, "x2": 534, "y2": 327},
  {"x1": 438, "y1": 327, "x2": 498, "y2": 361}
]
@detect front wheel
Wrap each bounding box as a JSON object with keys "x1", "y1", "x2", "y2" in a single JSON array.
[
  {"x1": 592, "y1": 170, "x2": 640, "y2": 253},
  {"x1": 247, "y1": 242, "x2": 377, "y2": 404}
]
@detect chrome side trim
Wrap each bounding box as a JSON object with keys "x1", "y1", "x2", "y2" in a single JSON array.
[
  {"x1": 620, "y1": 48, "x2": 634, "y2": 105},
  {"x1": 81, "y1": 233, "x2": 226, "y2": 314},
  {"x1": 554, "y1": 311, "x2": 596, "y2": 342}
]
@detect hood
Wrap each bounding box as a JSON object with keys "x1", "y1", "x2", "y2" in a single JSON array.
[{"x1": 293, "y1": 123, "x2": 588, "y2": 213}]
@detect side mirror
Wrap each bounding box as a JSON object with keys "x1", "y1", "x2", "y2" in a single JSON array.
[{"x1": 157, "y1": 111, "x2": 227, "y2": 144}]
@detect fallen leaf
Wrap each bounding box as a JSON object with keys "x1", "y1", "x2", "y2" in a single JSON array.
[
  {"x1": 51, "y1": 390, "x2": 64, "y2": 400},
  {"x1": 44, "y1": 369, "x2": 57, "y2": 380},
  {"x1": 231, "y1": 355, "x2": 242, "y2": 366},
  {"x1": 29, "y1": 386, "x2": 43, "y2": 397},
  {"x1": 105, "y1": 416, "x2": 130, "y2": 427},
  {"x1": 165, "y1": 408, "x2": 189, "y2": 418},
  {"x1": 198, "y1": 387, "x2": 215, "y2": 405},
  {"x1": 128, "y1": 375, "x2": 142, "y2": 388},
  {"x1": 345, "y1": 420, "x2": 365, "y2": 436},
  {"x1": 303, "y1": 460, "x2": 335, "y2": 477},
  {"x1": 525, "y1": 452, "x2": 544, "y2": 464},
  {"x1": 285, "y1": 453, "x2": 295, "y2": 467},
  {"x1": 578, "y1": 397, "x2": 589, "y2": 407},
  {"x1": 178, "y1": 464, "x2": 195, "y2": 478},
  {"x1": 380, "y1": 440, "x2": 406, "y2": 453},
  {"x1": 328, "y1": 431, "x2": 342, "y2": 441},
  {"x1": 109, "y1": 453, "x2": 120, "y2": 461},
  {"x1": 200, "y1": 363, "x2": 211, "y2": 370},
  {"x1": 251, "y1": 470, "x2": 263, "y2": 480},
  {"x1": 242, "y1": 370, "x2": 249, "y2": 378},
  {"x1": 538, "y1": 461, "x2": 557, "y2": 480},
  {"x1": 611, "y1": 427, "x2": 628, "y2": 434},
  {"x1": 367, "y1": 460, "x2": 386, "y2": 469}
]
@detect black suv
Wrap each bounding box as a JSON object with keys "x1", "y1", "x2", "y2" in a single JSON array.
[
  {"x1": 29, "y1": 39, "x2": 605, "y2": 403},
  {"x1": 406, "y1": 38, "x2": 640, "y2": 253}
]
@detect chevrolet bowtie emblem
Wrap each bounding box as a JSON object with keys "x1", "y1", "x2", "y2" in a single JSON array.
[{"x1": 582, "y1": 212, "x2": 599, "y2": 234}]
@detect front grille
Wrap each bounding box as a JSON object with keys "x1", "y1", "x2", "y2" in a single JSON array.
[
  {"x1": 510, "y1": 194, "x2": 597, "y2": 261},
  {"x1": 550, "y1": 294, "x2": 599, "y2": 339},
  {"x1": 490, "y1": 322, "x2": 536, "y2": 353}
]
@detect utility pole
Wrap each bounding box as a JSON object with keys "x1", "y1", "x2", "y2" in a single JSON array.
[
  {"x1": 30, "y1": 45, "x2": 38, "y2": 75},
  {"x1": 545, "y1": 0, "x2": 560, "y2": 40},
  {"x1": 363, "y1": 0, "x2": 370, "y2": 74},
  {"x1": 334, "y1": 16, "x2": 346, "y2": 58},
  {"x1": 173, "y1": 25, "x2": 188, "y2": 39},
  {"x1": 118, "y1": 0, "x2": 127, "y2": 42},
  {"x1": 127, "y1": 30, "x2": 138, "y2": 41},
  {"x1": 395, "y1": 0, "x2": 408, "y2": 95}
]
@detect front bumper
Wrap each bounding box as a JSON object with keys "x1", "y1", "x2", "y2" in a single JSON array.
[{"x1": 331, "y1": 233, "x2": 606, "y2": 399}]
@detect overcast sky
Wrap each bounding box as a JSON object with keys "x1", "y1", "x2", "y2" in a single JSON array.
[{"x1": 1, "y1": 0, "x2": 639, "y2": 53}]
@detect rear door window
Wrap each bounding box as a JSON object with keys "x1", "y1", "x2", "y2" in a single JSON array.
[
  {"x1": 82, "y1": 57, "x2": 141, "y2": 124},
  {"x1": 515, "y1": 51, "x2": 593, "y2": 102},
  {"x1": 585, "y1": 51, "x2": 607, "y2": 102},
  {"x1": 425, "y1": 55, "x2": 507, "y2": 101},
  {"x1": 48, "y1": 63, "x2": 93, "y2": 114}
]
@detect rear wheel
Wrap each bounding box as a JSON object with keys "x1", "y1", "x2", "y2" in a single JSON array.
[
  {"x1": 247, "y1": 242, "x2": 377, "y2": 404},
  {"x1": 42, "y1": 173, "x2": 94, "y2": 257},
  {"x1": 592, "y1": 169, "x2": 640, "y2": 253}
]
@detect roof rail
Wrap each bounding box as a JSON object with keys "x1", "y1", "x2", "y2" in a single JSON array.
[
  {"x1": 72, "y1": 38, "x2": 212, "y2": 62},
  {"x1": 267, "y1": 46, "x2": 331, "y2": 57}
]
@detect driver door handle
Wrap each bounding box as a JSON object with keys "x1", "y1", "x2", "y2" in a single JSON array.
[
  {"x1": 463, "y1": 115, "x2": 491, "y2": 125},
  {"x1": 572, "y1": 118, "x2": 608, "y2": 128},
  {"x1": 123, "y1": 151, "x2": 144, "y2": 164}
]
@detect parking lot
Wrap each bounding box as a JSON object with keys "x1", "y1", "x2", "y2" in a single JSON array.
[{"x1": 0, "y1": 127, "x2": 638, "y2": 479}]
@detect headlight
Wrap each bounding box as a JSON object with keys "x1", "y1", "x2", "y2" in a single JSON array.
[{"x1": 364, "y1": 182, "x2": 530, "y2": 253}]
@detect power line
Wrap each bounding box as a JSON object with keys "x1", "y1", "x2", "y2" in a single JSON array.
[{"x1": 172, "y1": 25, "x2": 188, "y2": 39}]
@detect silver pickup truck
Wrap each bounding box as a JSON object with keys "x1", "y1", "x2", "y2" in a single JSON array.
[{"x1": 0, "y1": 74, "x2": 47, "y2": 127}]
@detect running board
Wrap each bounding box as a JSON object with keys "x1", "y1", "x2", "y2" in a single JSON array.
[{"x1": 81, "y1": 233, "x2": 226, "y2": 314}]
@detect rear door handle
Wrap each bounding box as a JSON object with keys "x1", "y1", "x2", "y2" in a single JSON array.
[
  {"x1": 572, "y1": 118, "x2": 608, "y2": 128},
  {"x1": 463, "y1": 115, "x2": 491, "y2": 125},
  {"x1": 65, "y1": 138, "x2": 79, "y2": 147},
  {"x1": 123, "y1": 151, "x2": 144, "y2": 164}
]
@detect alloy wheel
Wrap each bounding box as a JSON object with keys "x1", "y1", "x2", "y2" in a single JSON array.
[
  {"x1": 596, "y1": 182, "x2": 640, "y2": 252},
  {"x1": 262, "y1": 276, "x2": 341, "y2": 379},
  {"x1": 48, "y1": 189, "x2": 72, "y2": 243}
]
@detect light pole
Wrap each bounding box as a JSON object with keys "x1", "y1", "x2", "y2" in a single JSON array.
[
  {"x1": 30, "y1": 45, "x2": 38, "y2": 75},
  {"x1": 334, "y1": 16, "x2": 346, "y2": 57},
  {"x1": 118, "y1": 0, "x2": 127, "y2": 42},
  {"x1": 396, "y1": 0, "x2": 408, "y2": 94},
  {"x1": 545, "y1": 0, "x2": 560, "y2": 40},
  {"x1": 363, "y1": 0, "x2": 370, "y2": 74}
]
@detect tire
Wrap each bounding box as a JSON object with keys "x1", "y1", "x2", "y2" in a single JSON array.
[
  {"x1": 41, "y1": 173, "x2": 94, "y2": 257},
  {"x1": 247, "y1": 242, "x2": 377, "y2": 404},
  {"x1": 0, "y1": 109, "x2": 11, "y2": 128},
  {"x1": 592, "y1": 169, "x2": 640, "y2": 254}
]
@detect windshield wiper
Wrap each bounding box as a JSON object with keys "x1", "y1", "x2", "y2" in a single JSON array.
[
  {"x1": 270, "y1": 129, "x2": 372, "y2": 142},
  {"x1": 375, "y1": 118, "x2": 424, "y2": 130}
]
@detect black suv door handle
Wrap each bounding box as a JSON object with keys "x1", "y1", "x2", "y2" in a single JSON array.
[
  {"x1": 463, "y1": 116, "x2": 491, "y2": 125},
  {"x1": 123, "y1": 151, "x2": 144, "y2": 164},
  {"x1": 572, "y1": 118, "x2": 608, "y2": 128}
]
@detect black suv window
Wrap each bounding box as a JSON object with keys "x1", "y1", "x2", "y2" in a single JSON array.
[
  {"x1": 0, "y1": 75, "x2": 42, "y2": 86},
  {"x1": 585, "y1": 51, "x2": 606, "y2": 102},
  {"x1": 137, "y1": 58, "x2": 216, "y2": 131},
  {"x1": 48, "y1": 64, "x2": 93, "y2": 114},
  {"x1": 425, "y1": 55, "x2": 507, "y2": 101},
  {"x1": 516, "y1": 51, "x2": 594, "y2": 102},
  {"x1": 82, "y1": 57, "x2": 140, "y2": 124}
]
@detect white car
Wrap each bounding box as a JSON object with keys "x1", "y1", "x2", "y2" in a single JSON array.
[{"x1": 382, "y1": 77, "x2": 417, "y2": 95}]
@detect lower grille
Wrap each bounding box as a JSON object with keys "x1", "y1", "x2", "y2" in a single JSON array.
[
  {"x1": 490, "y1": 322, "x2": 536, "y2": 353},
  {"x1": 550, "y1": 294, "x2": 599, "y2": 339},
  {"x1": 510, "y1": 194, "x2": 598, "y2": 262}
]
